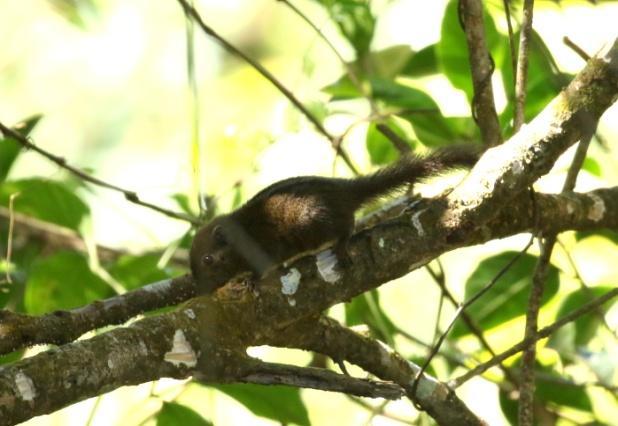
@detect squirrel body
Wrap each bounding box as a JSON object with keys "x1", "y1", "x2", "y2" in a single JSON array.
[{"x1": 190, "y1": 145, "x2": 480, "y2": 294}]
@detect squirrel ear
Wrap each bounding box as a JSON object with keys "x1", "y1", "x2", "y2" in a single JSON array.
[{"x1": 212, "y1": 225, "x2": 226, "y2": 245}]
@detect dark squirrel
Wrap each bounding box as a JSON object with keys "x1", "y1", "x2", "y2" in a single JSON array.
[{"x1": 190, "y1": 145, "x2": 481, "y2": 294}]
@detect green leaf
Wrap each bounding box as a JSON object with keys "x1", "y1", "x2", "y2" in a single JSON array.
[
  {"x1": 108, "y1": 254, "x2": 170, "y2": 291},
  {"x1": 451, "y1": 252, "x2": 560, "y2": 337},
  {"x1": 500, "y1": 360, "x2": 592, "y2": 422},
  {"x1": 582, "y1": 157, "x2": 602, "y2": 177},
  {"x1": 156, "y1": 402, "x2": 212, "y2": 426},
  {"x1": 211, "y1": 383, "x2": 309, "y2": 426},
  {"x1": 0, "y1": 178, "x2": 89, "y2": 231},
  {"x1": 575, "y1": 229, "x2": 618, "y2": 245},
  {"x1": 48, "y1": 0, "x2": 101, "y2": 28},
  {"x1": 363, "y1": 45, "x2": 415, "y2": 79},
  {"x1": 551, "y1": 286, "x2": 615, "y2": 347},
  {"x1": 369, "y1": 78, "x2": 438, "y2": 110},
  {"x1": 437, "y1": 0, "x2": 502, "y2": 101},
  {"x1": 401, "y1": 44, "x2": 439, "y2": 78},
  {"x1": 365, "y1": 120, "x2": 411, "y2": 165},
  {"x1": 25, "y1": 251, "x2": 111, "y2": 314},
  {"x1": 345, "y1": 290, "x2": 398, "y2": 344},
  {"x1": 315, "y1": 0, "x2": 375, "y2": 59},
  {"x1": 0, "y1": 115, "x2": 42, "y2": 182}
]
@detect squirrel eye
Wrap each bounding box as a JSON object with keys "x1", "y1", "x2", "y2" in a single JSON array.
[
  {"x1": 213, "y1": 225, "x2": 226, "y2": 245},
  {"x1": 201, "y1": 254, "x2": 214, "y2": 265}
]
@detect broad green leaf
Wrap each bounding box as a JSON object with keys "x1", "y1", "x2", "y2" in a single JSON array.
[
  {"x1": 212, "y1": 383, "x2": 309, "y2": 426},
  {"x1": 109, "y1": 254, "x2": 170, "y2": 291},
  {"x1": 575, "y1": 229, "x2": 618, "y2": 245},
  {"x1": 365, "y1": 120, "x2": 412, "y2": 165},
  {"x1": 369, "y1": 78, "x2": 438, "y2": 110},
  {"x1": 550, "y1": 286, "x2": 615, "y2": 347},
  {"x1": 401, "y1": 44, "x2": 439, "y2": 78},
  {"x1": 582, "y1": 157, "x2": 602, "y2": 177},
  {"x1": 437, "y1": 0, "x2": 502, "y2": 101},
  {"x1": 0, "y1": 115, "x2": 42, "y2": 182},
  {"x1": 322, "y1": 75, "x2": 363, "y2": 100},
  {"x1": 500, "y1": 359, "x2": 592, "y2": 423},
  {"x1": 451, "y1": 252, "x2": 560, "y2": 337},
  {"x1": 345, "y1": 290, "x2": 398, "y2": 344},
  {"x1": 363, "y1": 45, "x2": 414, "y2": 79},
  {"x1": 156, "y1": 402, "x2": 212, "y2": 426},
  {"x1": 314, "y1": 0, "x2": 375, "y2": 59},
  {"x1": 0, "y1": 179, "x2": 89, "y2": 231},
  {"x1": 25, "y1": 251, "x2": 111, "y2": 314}
]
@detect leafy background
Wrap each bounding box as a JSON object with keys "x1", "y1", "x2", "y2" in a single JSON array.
[{"x1": 1, "y1": 0, "x2": 617, "y2": 424}]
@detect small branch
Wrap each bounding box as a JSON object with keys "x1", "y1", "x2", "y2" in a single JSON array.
[
  {"x1": 518, "y1": 234, "x2": 553, "y2": 426},
  {"x1": 513, "y1": 0, "x2": 535, "y2": 131},
  {"x1": 270, "y1": 317, "x2": 485, "y2": 426},
  {"x1": 237, "y1": 361, "x2": 404, "y2": 400},
  {"x1": 563, "y1": 36, "x2": 591, "y2": 61},
  {"x1": 458, "y1": 0, "x2": 503, "y2": 146},
  {"x1": 277, "y1": 0, "x2": 369, "y2": 103},
  {"x1": 175, "y1": 0, "x2": 359, "y2": 175},
  {"x1": 519, "y1": 126, "x2": 594, "y2": 425},
  {"x1": 450, "y1": 287, "x2": 618, "y2": 387},
  {"x1": 376, "y1": 124, "x2": 412, "y2": 154},
  {"x1": 414, "y1": 239, "x2": 534, "y2": 397},
  {"x1": 502, "y1": 0, "x2": 518, "y2": 89},
  {"x1": 0, "y1": 122, "x2": 199, "y2": 225}
]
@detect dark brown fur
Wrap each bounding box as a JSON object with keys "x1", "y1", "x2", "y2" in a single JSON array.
[{"x1": 190, "y1": 145, "x2": 480, "y2": 293}]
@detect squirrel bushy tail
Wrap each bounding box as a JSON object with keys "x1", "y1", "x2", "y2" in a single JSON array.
[{"x1": 346, "y1": 144, "x2": 481, "y2": 207}]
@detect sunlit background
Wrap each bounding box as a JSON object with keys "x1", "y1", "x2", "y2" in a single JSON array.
[{"x1": 1, "y1": 0, "x2": 618, "y2": 424}]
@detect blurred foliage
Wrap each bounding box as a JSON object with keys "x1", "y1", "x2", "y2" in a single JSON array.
[{"x1": 0, "y1": 0, "x2": 616, "y2": 424}]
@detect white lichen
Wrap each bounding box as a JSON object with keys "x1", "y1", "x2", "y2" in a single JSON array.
[
  {"x1": 411, "y1": 210, "x2": 426, "y2": 237},
  {"x1": 316, "y1": 249, "x2": 341, "y2": 284},
  {"x1": 14, "y1": 372, "x2": 36, "y2": 401},
  {"x1": 184, "y1": 309, "x2": 196, "y2": 320},
  {"x1": 287, "y1": 297, "x2": 296, "y2": 307},
  {"x1": 588, "y1": 194, "x2": 605, "y2": 221},
  {"x1": 378, "y1": 238, "x2": 385, "y2": 249},
  {"x1": 138, "y1": 340, "x2": 149, "y2": 356},
  {"x1": 280, "y1": 268, "x2": 301, "y2": 295},
  {"x1": 164, "y1": 329, "x2": 197, "y2": 368},
  {"x1": 107, "y1": 358, "x2": 114, "y2": 369}
]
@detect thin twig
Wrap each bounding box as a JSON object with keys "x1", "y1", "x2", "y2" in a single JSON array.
[
  {"x1": 376, "y1": 124, "x2": 412, "y2": 154},
  {"x1": 411, "y1": 238, "x2": 533, "y2": 400},
  {"x1": 518, "y1": 234, "x2": 553, "y2": 426},
  {"x1": 277, "y1": 0, "x2": 368, "y2": 101},
  {"x1": 450, "y1": 287, "x2": 618, "y2": 387},
  {"x1": 563, "y1": 36, "x2": 591, "y2": 61},
  {"x1": 0, "y1": 121, "x2": 200, "y2": 225},
  {"x1": 518, "y1": 129, "x2": 593, "y2": 426},
  {"x1": 4, "y1": 193, "x2": 20, "y2": 285},
  {"x1": 175, "y1": 0, "x2": 359, "y2": 175},
  {"x1": 513, "y1": 0, "x2": 535, "y2": 131},
  {"x1": 502, "y1": 0, "x2": 518, "y2": 89},
  {"x1": 458, "y1": 0, "x2": 503, "y2": 146}
]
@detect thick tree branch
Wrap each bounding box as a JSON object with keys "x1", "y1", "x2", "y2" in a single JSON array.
[
  {"x1": 444, "y1": 38, "x2": 618, "y2": 236},
  {"x1": 3, "y1": 182, "x2": 618, "y2": 356}
]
